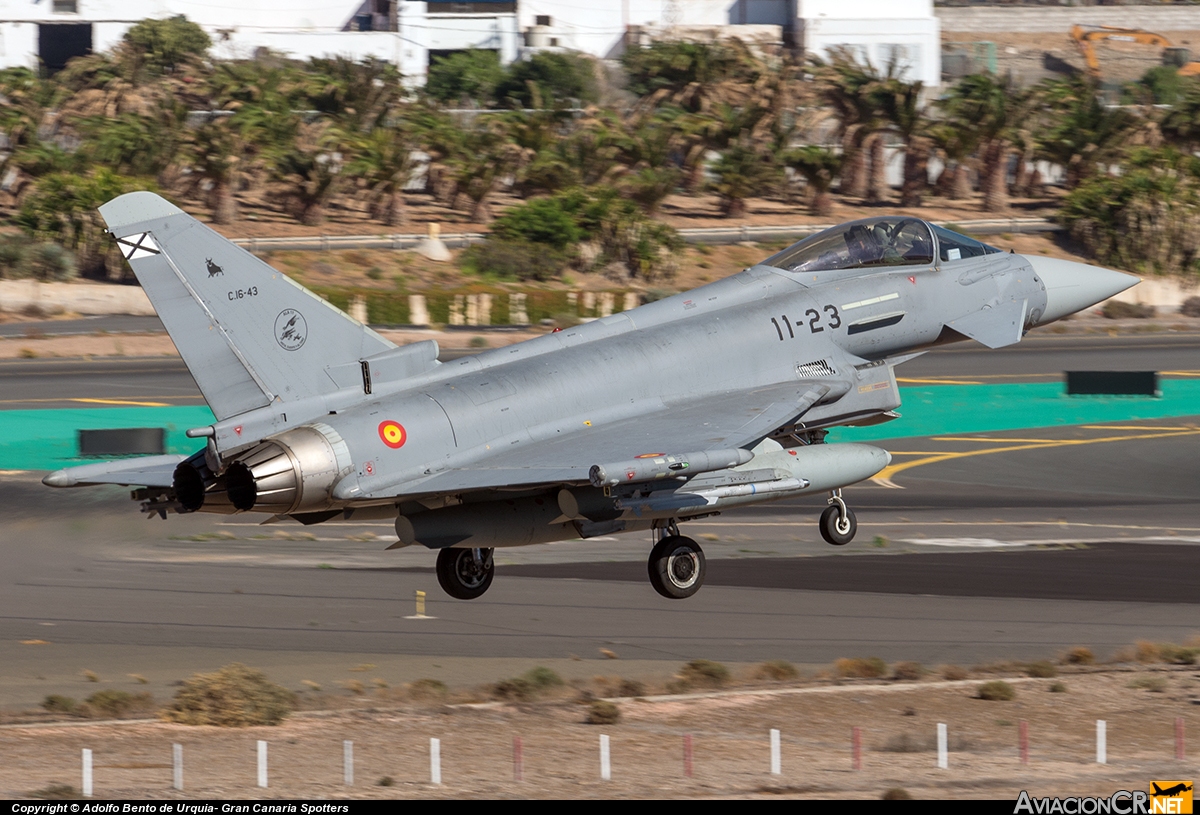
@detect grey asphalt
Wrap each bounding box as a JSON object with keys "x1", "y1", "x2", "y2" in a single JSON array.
[
  {"x1": 0, "y1": 414, "x2": 1196, "y2": 708},
  {"x1": 1, "y1": 330, "x2": 1197, "y2": 707},
  {"x1": 2, "y1": 331, "x2": 1199, "y2": 409}
]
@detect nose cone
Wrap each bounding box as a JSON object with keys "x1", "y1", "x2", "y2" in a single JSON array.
[{"x1": 1023, "y1": 256, "x2": 1139, "y2": 324}]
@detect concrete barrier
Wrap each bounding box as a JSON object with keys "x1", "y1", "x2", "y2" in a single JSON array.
[{"x1": 0, "y1": 279, "x2": 155, "y2": 316}]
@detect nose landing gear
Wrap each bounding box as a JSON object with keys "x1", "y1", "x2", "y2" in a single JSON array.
[{"x1": 819, "y1": 489, "x2": 857, "y2": 546}]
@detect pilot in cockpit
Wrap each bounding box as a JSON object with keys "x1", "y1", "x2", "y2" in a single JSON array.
[{"x1": 844, "y1": 224, "x2": 882, "y2": 265}]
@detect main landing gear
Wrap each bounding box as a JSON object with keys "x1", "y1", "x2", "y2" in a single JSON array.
[
  {"x1": 647, "y1": 520, "x2": 706, "y2": 599},
  {"x1": 819, "y1": 489, "x2": 857, "y2": 546},
  {"x1": 436, "y1": 547, "x2": 494, "y2": 599}
]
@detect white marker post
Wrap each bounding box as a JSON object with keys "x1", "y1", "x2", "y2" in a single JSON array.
[
  {"x1": 430, "y1": 737, "x2": 441, "y2": 785},
  {"x1": 600, "y1": 734, "x2": 611, "y2": 781},
  {"x1": 1096, "y1": 720, "x2": 1107, "y2": 765},
  {"x1": 82, "y1": 748, "x2": 93, "y2": 798},
  {"x1": 937, "y1": 723, "x2": 948, "y2": 769},
  {"x1": 343, "y1": 740, "x2": 353, "y2": 786},
  {"x1": 257, "y1": 740, "x2": 268, "y2": 788},
  {"x1": 172, "y1": 743, "x2": 183, "y2": 791},
  {"x1": 770, "y1": 729, "x2": 781, "y2": 775}
]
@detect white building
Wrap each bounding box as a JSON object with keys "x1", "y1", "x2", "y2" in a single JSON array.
[
  {"x1": 0, "y1": 1, "x2": 519, "y2": 82},
  {"x1": 1, "y1": 1, "x2": 936, "y2": 88},
  {"x1": 796, "y1": 0, "x2": 940, "y2": 88}
]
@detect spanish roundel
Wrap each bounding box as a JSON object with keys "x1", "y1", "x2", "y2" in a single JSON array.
[{"x1": 378, "y1": 420, "x2": 407, "y2": 449}]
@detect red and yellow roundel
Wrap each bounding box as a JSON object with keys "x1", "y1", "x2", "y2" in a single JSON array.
[
  {"x1": 635, "y1": 452, "x2": 666, "y2": 459},
  {"x1": 378, "y1": 420, "x2": 407, "y2": 449}
]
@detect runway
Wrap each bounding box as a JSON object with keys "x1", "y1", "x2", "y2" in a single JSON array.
[
  {"x1": 0, "y1": 330, "x2": 1197, "y2": 708},
  {"x1": 0, "y1": 413, "x2": 1197, "y2": 707},
  {"x1": 1, "y1": 331, "x2": 1199, "y2": 408}
]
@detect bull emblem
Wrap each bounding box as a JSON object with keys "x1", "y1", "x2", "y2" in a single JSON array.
[{"x1": 206, "y1": 258, "x2": 224, "y2": 277}]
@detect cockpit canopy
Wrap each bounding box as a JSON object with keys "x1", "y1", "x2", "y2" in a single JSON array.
[{"x1": 762, "y1": 217, "x2": 1002, "y2": 274}]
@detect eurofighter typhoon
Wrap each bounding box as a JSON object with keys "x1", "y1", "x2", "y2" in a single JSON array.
[{"x1": 43, "y1": 194, "x2": 1137, "y2": 600}]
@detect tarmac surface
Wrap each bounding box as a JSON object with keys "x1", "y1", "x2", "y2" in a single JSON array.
[
  {"x1": 1, "y1": 330, "x2": 1198, "y2": 409},
  {"x1": 0, "y1": 332, "x2": 1197, "y2": 708}
]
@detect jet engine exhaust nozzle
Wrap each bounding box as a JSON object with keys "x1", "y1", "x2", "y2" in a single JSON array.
[{"x1": 224, "y1": 423, "x2": 352, "y2": 515}]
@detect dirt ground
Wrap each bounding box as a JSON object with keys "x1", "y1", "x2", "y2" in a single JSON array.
[
  {"x1": 944, "y1": 29, "x2": 1200, "y2": 87},
  {"x1": 1, "y1": 665, "x2": 1195, "y2": 800}
]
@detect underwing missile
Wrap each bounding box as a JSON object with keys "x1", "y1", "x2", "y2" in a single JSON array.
[{"x1": 588, "y1": 448, "x2": 754, "y2": 488}]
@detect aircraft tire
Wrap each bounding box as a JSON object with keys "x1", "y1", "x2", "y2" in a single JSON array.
[
  {"x1": 436, "y1": 547, "x2": 494, "y2": 600},
  {"x1": 647, "y1": 535, "x2": 706, "y2": 599},
  {"x1": 819, "y1": 505, "x2": 857, "y2": 546}
]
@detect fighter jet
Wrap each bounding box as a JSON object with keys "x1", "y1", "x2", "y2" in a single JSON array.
[{"x1": 43, "y1": 194, "x2": 1137, "y2": 600}]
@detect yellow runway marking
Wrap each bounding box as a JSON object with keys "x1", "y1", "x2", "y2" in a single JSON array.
[
  {"x1": 934, "y1": 436, "x2": 1069, "y2": 444},
  {"x1": 69, "y1": 398, "x2": 171, "y2": 407},
  {"x1": 886, "y1": 451, "x2": 961, "y2": 456},
  {"x1": 872, "y1": 427, "x2": 1200, "y2": 489},
  {"x1": 896, "y1": 377, "x2": 984, "y2": 385},
  {"x1": 1081, "y1": 424, "x2": 1199, "y2": 431},
  {"x1": 0, "y1": 396, "x2": 192, "y2": 406},
  {"x1": 1161, "y1": 370, "x2": 1200, "y2": 377}
]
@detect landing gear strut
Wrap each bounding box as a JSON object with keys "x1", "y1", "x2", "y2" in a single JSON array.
[
  {"x1": 436, "y1": 547, "x2": 495, "y2": 599},
  {"x1": 819, "y1": 489, "x2": 857, "y2": 546},
  {"x1": 647, "y1": 520, "x2": 706, "y2": 599}
]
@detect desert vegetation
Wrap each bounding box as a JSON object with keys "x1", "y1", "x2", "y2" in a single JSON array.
[{"x1": 4, "y1": 15, "x2": 1200, "y2": 288}]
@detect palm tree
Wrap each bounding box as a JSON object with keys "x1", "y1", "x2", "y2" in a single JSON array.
[
  {"x1": 347, "y1": 124, "x2": 415, "y2": 227},
  {"x1": 1159, "y1": 79, "x2": 1200, "y2": 152},
  {"x1": 810, "y1": 49, "x2": 888, "y2": 202},
  {"x1": 927, "y1": 121, "x2": 977, "y2": 201},
  {"x1": 1033, "y1": 75, "x2": 1140, "y2": 189},
  {"x1": 877, "y1": 76, "x2": 929, "y2": 207},
  {"x1": 446, "y1": 118, "x2": 529, "y2": 223},
  {"x1": 271, "y1": 119, "x2": 347, "y2": 226},
  {"x1": 303, "y1": 56, "x2": 403, "y2": 132},
  {"x1": 941, "y1": 74, "x2": 1030, "y2": 212},
  {"x1": 783, "y1": 146, "x2": 843, "y2": 217},
  {"x1": 709, "y1": 139, "x2": 777, "y2": 218}
]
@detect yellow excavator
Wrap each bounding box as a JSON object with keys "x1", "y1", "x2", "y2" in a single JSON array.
[{"x1": 1071, "y1": 24, "x2": 1200, "y2": 79}]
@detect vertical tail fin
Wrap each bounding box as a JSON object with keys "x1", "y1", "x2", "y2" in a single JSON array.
[{"x1": 99, "y1": 192, "x2": 395, "y2": 421}]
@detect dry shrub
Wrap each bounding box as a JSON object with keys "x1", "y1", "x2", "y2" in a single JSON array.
[
  {"x1": 407, "y1": 678, "x2": 448, "y2": 701},
  {"x1": 493, "y1": 667, "x2": 565, "y2": 702},
  {"x1": 835, "y1": 657, "x2": 887, "y2": 679},
  {"x1": 586, "y1": 700, "x2": 620, "y2": 725},
  {"x1": 41, "y1": 695, "x2": 77, "y2": 715},
  {"x1": 977, "y1": 680, "x2": 1016, "y2": 701},
  {"x1": 160, "y1": 664, "x2": 296, "y2": 726},
  {"x1": 677, "y1": 659, "x2": 730, "y2": 689},
  {"x1": 1158, "y1": 644, "x2": 1199, "y2": 665},
  {"x1": 941, "y1": 665, "x2": 969, "y2": 681},
  {"x1": 617, "y1": 679, "x2": 645, "y2": 697},
  {"x1": 1135, "y1": 640, "x2": 1162, "y2": 663},
  {"x1": 1128, "y1": 676, "x2": 1168, "y2": 692},
  {"x1": 1026, "y1": 661, "x2": 1057, "y2": 678},
  {"x1": 80, "y1": 689, "x2": 153, "y2": 718},
  {"x1": 1049, "y1": 682, "x2": 1068, "y2": 693},
  {"x1": 892, "y1": 662, "x2": 924, "y2": 681},
  {"x1": 29, "y1": 783, "x2": 77, "y2": 800},
  {"x1": 1180, "y1": 295, "x2": 1200, "y2": 317},
  {"x1": 1063, "y1": 646, "x2": 1095, "y2": 665},
  {"x1": 1103, "y1": 300, "x2": 1155, "y2": 319},
  {"x1": 754, "y1": 660, "x2": 799, "y2": 681},
  {"x1": 883, "y1": 789, "x2": 912, "y2": 800}
]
